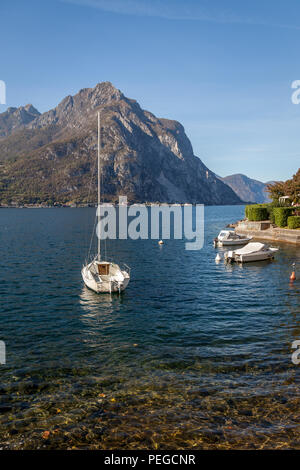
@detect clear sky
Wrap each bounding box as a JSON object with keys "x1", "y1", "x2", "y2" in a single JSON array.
[{"x1": 1, "y1": 0, "x2": 300, "y2": 182}]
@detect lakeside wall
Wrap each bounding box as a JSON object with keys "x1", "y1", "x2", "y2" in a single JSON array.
[{"x1": 236, "y1": 220, "x2": 300, "y2": 245}]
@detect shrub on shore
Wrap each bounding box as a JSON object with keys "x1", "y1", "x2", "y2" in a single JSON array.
[
  {"x1": 287, "y1": 216, "x2": 300, "y2": 229},
  {"x1": 258, "y1": 203, "x2": 276, "y2": 223},
  {"x1": 245, "y1": 203, "x2": 296, "y2": 226},
  {"x1": 273, "y1": 207, "x2": 294, "y2": 227},
  {"x1": 245, "y1": 205, "x2": 269, "y2": 221}
]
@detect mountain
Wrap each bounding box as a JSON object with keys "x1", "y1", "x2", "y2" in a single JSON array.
[
  {"x1": 0, "y1": 82, "x2": 242, "y2": 205},
  {"x1": 221, "y1": 174, "x2": 270, "y2": 204},
  {"x1": 0, "y1": 104, "x2": 40, "y2": 138}
]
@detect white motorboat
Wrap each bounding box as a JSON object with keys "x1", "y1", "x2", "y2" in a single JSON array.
[
  {"x1": 81, "y1": 112, "x2": 130, "y2": 294},
  {"x1": 224, "y1": 242, "x2": 279, "y2": 264},
  {"x1": 214, "y1": 230, "x2": 252, "y2": 247}
]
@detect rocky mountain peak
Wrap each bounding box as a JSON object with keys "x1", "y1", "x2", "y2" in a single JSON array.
[
  {"x1": 28, "y1": 81, "x2": 125, "y2": 131},
  {"x1": 0, "y1": 103, "x2": 40, "y2": 137},
  {"x1": 0, "y1": 82, "x2": 242, "y2": 205},
  {"x1": 6, "y1": 107, "x2": 18, "y2": 114},
  {"x1": 23, "y1": 104, "x2": 40, "y2": 114},
  {"x1": 92, "y1": 81, "x2": 124, "y2": 103}
]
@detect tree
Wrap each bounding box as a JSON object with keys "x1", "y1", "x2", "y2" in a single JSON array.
[{"x1": 267, "y1": 169, "x2": 300, "y2": 204}]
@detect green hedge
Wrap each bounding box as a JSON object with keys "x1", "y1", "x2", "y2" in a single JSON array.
[
  {"x1": 245, "y1": 203, "x2": 293, "y2": 224},
  {"x1": 245, "y1": 205, "x2": 269, "y2": 221},
  {"x1": 288, "y1": 216, "x2": 300, "y2": 229},
  {"x1": 273, "y1": 207, "x2": 294, "y2": 227},
  {"x1": 259, "y1": 203, "x2": 276, "y2": 223},
  {"x1": 268, "y1": 206, "x2": 275, "y2": 224}
]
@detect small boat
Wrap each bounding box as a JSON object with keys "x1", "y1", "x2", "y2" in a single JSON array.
[
  {"x1": 224, "y1": 242, "x2": 279, "y2": 264},
  {"x1": 158, "y1": 240, "x2": 164, "y2": 245},
  {"x1": 81, "y1": 112, "x2": 130, "y2": 294},
  {"x1": 213, "y1": 230, "x2": 252, "y2": 247}
]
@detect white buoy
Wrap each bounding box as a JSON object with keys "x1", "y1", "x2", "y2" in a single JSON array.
[
  {"x1": 158, "y1": 240, "x2": 164, "y2": 245},
  {"x1": 215, "y1": 253, "x2": 222, "y2": 263}
]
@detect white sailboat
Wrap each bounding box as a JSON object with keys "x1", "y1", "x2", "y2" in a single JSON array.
[{"x1": 81, "y1": 112, "x2": 130, "y2": 293}]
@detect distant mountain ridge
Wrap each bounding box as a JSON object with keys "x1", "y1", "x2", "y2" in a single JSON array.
[
  {"x1": 0, "y1": 82, "x2": 242, "y2": 205},
  {"x1": 221, "y1": 173, "x2": 270, "y2": 203},
  {"x1": 0, "y1": 104, "x2": 40, "y2": 137}
]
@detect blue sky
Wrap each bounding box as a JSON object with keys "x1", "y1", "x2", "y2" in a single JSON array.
[{"x1": 1, "y1": 0, "x2": 300, "y2": 182}]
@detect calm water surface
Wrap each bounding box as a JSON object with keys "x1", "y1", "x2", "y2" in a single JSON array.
[{"x1": 0, "y1": 205, "x2": 300, "y2": 449}]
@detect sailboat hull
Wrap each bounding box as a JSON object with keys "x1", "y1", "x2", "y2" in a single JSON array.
[{"x1": 81, "y1": 264, "x2": 130, "y2": 294}]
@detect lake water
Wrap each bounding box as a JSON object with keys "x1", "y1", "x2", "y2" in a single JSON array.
[{"x1": 0, "y1": 205, "x2": 300, "y2": 449}]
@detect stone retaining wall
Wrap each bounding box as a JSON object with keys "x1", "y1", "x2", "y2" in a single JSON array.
[{"x1": 235, "y1": 221, "x2": 300, "y2": 245}]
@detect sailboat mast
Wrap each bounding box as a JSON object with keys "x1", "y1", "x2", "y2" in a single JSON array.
[{"x1": 97, "y1": 111, "x2": 101, "y2": 261}]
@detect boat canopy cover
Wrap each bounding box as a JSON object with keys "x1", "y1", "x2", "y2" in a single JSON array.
[
  {"x1": 218, "y1": 230, "x2": 236, "y2": 239},
  {"x1": 234, "y1": 242, "x2": 266, "y2": 255},
  {"x1": 219, "y1": 230, "x2": 234, "y2": 236}
]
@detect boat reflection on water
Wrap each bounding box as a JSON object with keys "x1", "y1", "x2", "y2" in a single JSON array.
[
  {"x1": 79, "y1": 286, "x2": 117, "y2": 323},
  {"x1": 223, "y1": 258, "x2": 273, "y2": 274},
  {"x1": 79, "y1": 286, "x2": 127, "y2": 330},
  {"x1": 79, "y1": 286, "x2": 113, "y2": 313},
  {"x1": 78, "y1": 287, "x2": 121, "y2": 353}
]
